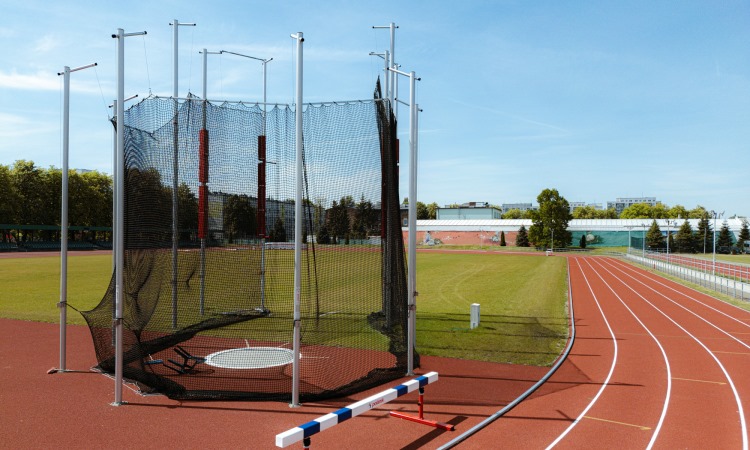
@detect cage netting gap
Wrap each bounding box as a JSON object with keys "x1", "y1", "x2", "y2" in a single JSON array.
[{"x1": 81, "y1": 83, "x2": 413, "y2": 401}]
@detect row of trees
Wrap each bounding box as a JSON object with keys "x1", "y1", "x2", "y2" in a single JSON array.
[
  {"x1": 644, "y1": 218, "x2": 750, "y2": 253},
  {"x1": 316, "y1": 195, "x2": 379, "y2": 244},
  {"x1": 415, "y1": 196, "x2": 725, "y2": 221},
  {"x1": 1, "y1": 161, "x2": 113, "y2": 241}
]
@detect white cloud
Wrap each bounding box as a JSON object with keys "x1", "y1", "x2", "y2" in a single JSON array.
[
  {"x1": 33, "y1": 34, "x2": 60, "y2": 53},
  {"x1": 0, "y1": 69, "x2": 102, "y2": 94}
]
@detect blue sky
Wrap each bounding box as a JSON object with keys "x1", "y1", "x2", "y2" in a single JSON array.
[{"x1": 1, "y1": 0, "x2": 749, "y2": 217}]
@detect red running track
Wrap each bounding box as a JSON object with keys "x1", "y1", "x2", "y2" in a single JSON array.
[{"x1": 456, "y1": 255, "x2": 750, "y2": 449}]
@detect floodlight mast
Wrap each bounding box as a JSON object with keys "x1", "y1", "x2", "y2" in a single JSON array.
[
  {"x1": 290, "y1": 31, "x2": 304, "y2": 408},
  {"x1": 112, "y1": 27, "x2": 146, "y2": 406},
  {"x1": 170, "y1": 19, "x2": 196, "y2": 330},
  {"x1": 55, "y1": 62, "x2": 96, "y2": 375},
  {"x1": 389, "y1": 66, "x2": 420, "y2": 376}
]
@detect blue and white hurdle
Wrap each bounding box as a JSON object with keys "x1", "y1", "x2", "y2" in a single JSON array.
[{"x1": 275, "y1": 371, "x2": 454, "y2": 448}]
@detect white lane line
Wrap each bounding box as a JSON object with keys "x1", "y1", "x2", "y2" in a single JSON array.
[
  {"x1": 600, "y1": 259, "x2": 750, "y2": 352},
  {"x1": 545, "y1": 257, "x2": 619, "y2": 450},
  {"x1": 608, "y1": 258, "x2": 750, "y2": 329},
  {"x1": 582, "y1": 258, "x2": 670, "y2": 450},
  {"x1": 593, "y1": 257, "x2": 748, "y2": 450}
]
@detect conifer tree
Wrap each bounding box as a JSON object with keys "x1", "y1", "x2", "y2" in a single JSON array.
[
  {"x1": 717, "y1": 221, "x2": 733, "y2": 248},
  {"x1": 695, "y1": 213, "x2": 712, "y2": 253},
  {"x1": 737, "y1": 219, "x2": 750, "y2": 253},
  {"x1": 675, "y1": 220, "x2": 696, "y2": 253},
  {"x1": 646, "y1": 220, "x2": 664, "y2": 249},
  {"x1": 516, "y1": 225, "x2": 530, "y2": 247}
]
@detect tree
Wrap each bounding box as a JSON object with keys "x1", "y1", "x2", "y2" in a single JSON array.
[
  {"x1": 646, "y1": 220, "x2": 664, "y2": 249},
  {"x1": 717, "y1": 221, "x2": 733, "y2": 248},
  {"x1": 224, "y1": 194, "x2": 257, "y2": 242},
  {"x1": 502, "y1": 208, "x2": 523, "y2": 219},
  {"x1": 674, "y1": 220, "x2": 696, "y2": 253},
  {"x1": 620, "y1": 203, "x2": 653, "y2": 219},
  {"x1": 688, "y1": 205, "x2": 708, "y2": 219},
  {"x1": 177, "y1": 183, "x2": 199, "y2": 242},
  {"x1": 499, "y1": 231, "x2": 506, "y2": 246},
  {"x1": 737, "y1": 219, "x2": 749, "y2": 252},
  {"x1": 269, "y1": 217, "x2": 287, "y2": 242},
  {"x1": 351, "y1": 195, "x2": 376, "y2": 239},
  {"x1": 0, "y1": 164, "x2": 19, "y2": 233},
  {"x1": 528, "y1": 188, "x2": 572, "y2": 248},
  {"x1": 426, "y1": 202, "x2": 439, "y2": 220},
  {"x1": 651, "y1": 203, "x2": 670, "y2": 219},
  {"x1": 580, "y1": 234, "x2": 587, "y2": 249},
  {"x1": 695, "y1": 213, "x2": 713, "y2": 253},
  {"x1": 669, "y1": 204, "x2": 689, "y2": 220},
  {"x1": 516, "y1": 225, "x2": 529, "y2": 247},
  {"x1": 327, "y1": 199, "x2": 350, "y2": 244},
  {"x1": 316, "y1": 224, "x2": 331, "y2": 244},
  {"x1": 416, "y1": 201, "x2": 430, "y2": 220}
]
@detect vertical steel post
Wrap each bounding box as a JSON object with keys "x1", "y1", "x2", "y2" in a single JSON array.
[
  {"x1": 112, "y1": 28, "x2": 145, "y2": 406},
  {"x1": 407, "y1": 70, "x2": 417, "y2": 375},
  {"x1": 114, "y1": 28, "x2": 125, "y2": 406},
  {"x1": 291, "y1": 31, "x2": 304, "y2": 407},
  {"x1": 60, "y1": 66, "x2": 70, "y2": 373},
  {"x1": 56, "y1": 62, "x2": 96, "y2": 373}
]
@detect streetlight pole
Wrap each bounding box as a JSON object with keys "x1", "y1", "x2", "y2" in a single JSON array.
[
  {"x1": 665, "y1": 219, "x2": 672, "y2": 264},
  {"x1": 625, "y1": 225, "x2": 633, "y2": 253},
  {"x1": 712, "y1": 210, "x2": 724, "y2": 276}
]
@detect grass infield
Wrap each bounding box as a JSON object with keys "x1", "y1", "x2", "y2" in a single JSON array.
[{"x1": 0, "y1": 250, "x2": 568, "y2": 366}]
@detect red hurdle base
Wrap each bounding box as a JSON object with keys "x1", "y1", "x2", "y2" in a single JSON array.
[{"x1": 389, "y1": 387, "x2": 455, "y2": 431}]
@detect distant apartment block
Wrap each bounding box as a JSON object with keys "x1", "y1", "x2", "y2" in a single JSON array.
[
  {"x1": 500, "y1": 203, "x2": 536, "y2": 214},
  {"x1": 606, "y1": 197, "x2": 658, "y2": 216},
  {"x1": 570, "y1": 202, "x2": 604, "y2": 212}
]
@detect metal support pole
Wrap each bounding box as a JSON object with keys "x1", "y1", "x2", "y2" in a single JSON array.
[
  {"x1": 112, "y1": 28, "x2": 146, "y2": 406},
  {"x1": 390, "y1": 66, "x2": 420, "y2": 375},
  {"x1": 291, "y1": 31, "x2": 304, "y2": 407},
  {"x1": 55, "y1": 62, "x2": 96, "y2": 374},
  {"x1": 170, "y1": 19, "x2": 196, "y2": 329}
]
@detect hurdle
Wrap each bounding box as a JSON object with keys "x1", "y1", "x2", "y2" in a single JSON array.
[{"x1": 275, "y1": 371, "x2": 453, "y2": 448}]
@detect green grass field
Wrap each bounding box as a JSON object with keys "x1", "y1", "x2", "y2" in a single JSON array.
[{"x1": 0, "y1": 249, "x2": 569, "y2": 366}]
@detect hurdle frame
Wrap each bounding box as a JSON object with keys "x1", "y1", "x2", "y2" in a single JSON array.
[{"x1": 275, "y1": 371, "x2": 453, "y2": 448}]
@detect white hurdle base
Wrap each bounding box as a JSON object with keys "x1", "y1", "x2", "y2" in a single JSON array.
[{"x1": 275, "y1": 371, "x2": 453, "y2": 448}]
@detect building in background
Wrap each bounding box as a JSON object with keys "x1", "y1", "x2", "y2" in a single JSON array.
[
  {"x1": 570, "y1": 202, "x2": 604, "y2": 212},
  {"x1": 606, "y1": 197, "x2": 658, "y2": 216},
  {"x1": 436, "y1": 202, "x2": 502, "y2": 220},
  {"x1": 500, "y1": 203, "x2": 537, "y2": 214}
]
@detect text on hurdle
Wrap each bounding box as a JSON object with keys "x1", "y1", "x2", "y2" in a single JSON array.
[{"x1": 275, "y1": 371, "x2": 453, "y2": 448}]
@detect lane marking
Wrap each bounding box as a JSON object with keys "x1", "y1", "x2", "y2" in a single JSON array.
[
  {"x1": 711, "y1": 350, "x2": 750, "y2": 356},
  {"x1": 580, "y1": 258, "x2": 671, "y2": 450},
  {"x1": 595, "y1": 258, "x2": 749, "y2": 450},
  {"x1": 672, "y1": 377, "x2": 726, "y2": 385},
  {"x1": 584, "y1": 415, "x2": 651, "y2": 431},
  {"x1": 544, "y1": 257, "x2": 620, "y2": 450}
]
